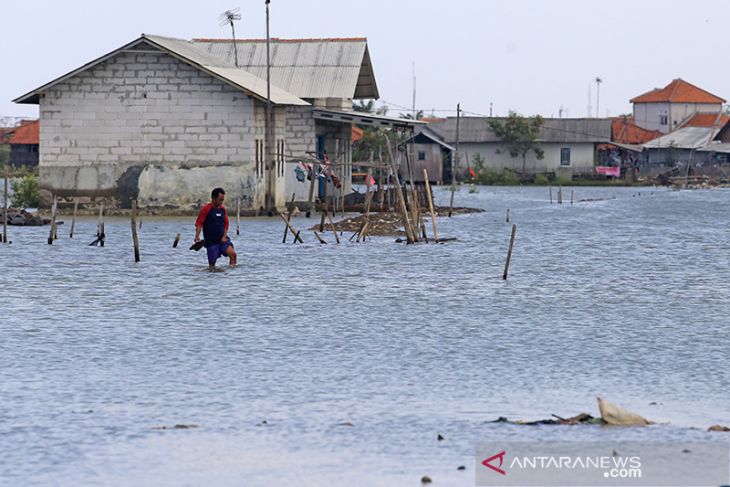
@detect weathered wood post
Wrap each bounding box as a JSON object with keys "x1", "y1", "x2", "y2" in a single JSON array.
[
  {"x1": 503, "y1": 224, "x2": 517, "y2": 280},
  {"x1": 69, "y1": 199, "x2": 78, "y2": 238},
  {"x1": 2, "y1": 166, "x2": 8, "y2": 243},
  {"x1": 327, "y1": 215, "x2": 340, "y2": 244},
  {"x1": 131, "y1": 199, "x2": 140, "y2": 262},
  {"x1": 506, "y1": 208, "x2": 510, "y2": 223},
  {"x1": 98, "y1": 204, "x2": 105, "y2": 247},
  {"x1": 313, "y1": 231, "x2": 327, "y2": 244},
  {"x1": 47, "y1": 195, "x2": 58, "y2": 245},
  {"x1": 278, "y1": 212, "x2": 303, "y2": 243},
  {"x1": 236, "y1": 195, "x2": 241, "y2": 236},
  {"x1": 549, "y1": 186, "x2": 553, "y2": 204},
  {"x1": 558, "y1": 186, "x2": 563, "y2": 205},
  {"x1": 423, "y1": 169, "x2": 439, "y2": 243},
  {"x1": 173, "y1": 232, "x2": 181, "y2": 248},
  {"x1": 282, "y1": 193, "x2": 297, "y2": 243},
  {"x1": 570, "y1": 190, "x2": 574, "y2": 205}
]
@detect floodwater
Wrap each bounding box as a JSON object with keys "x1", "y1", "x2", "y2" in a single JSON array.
[{"x1": 1, "y1": 186, "x2": 729, "y2": 486}]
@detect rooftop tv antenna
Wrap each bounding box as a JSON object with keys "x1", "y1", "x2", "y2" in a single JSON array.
[{"x1": 219, "y1": 8, "x2": 242, "y2": 67}]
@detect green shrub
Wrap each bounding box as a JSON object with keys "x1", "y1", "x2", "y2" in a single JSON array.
[
  {"x1": 476, "y1": 168, "x2": 521, "y2": 186},
  {"x1": 10, "y1": 173, "x2": 40, "y2": 208},
  {"x1": 553, "y1": 175, "x2": 572, "y2": 186},
  {"x1": 533, "y1": 174, "x2": 549, "y2": 185}
]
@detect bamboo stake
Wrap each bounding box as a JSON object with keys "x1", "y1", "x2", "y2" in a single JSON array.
[
  {"x1": 69, "y1": 199, "x2": 78, "y2": 238},
  {"x1": 282, "y1": 193, "x2": 296, "y2": 243},
  {"x1": 313, "y1": 231, "x2": 327, "y2": 244},
  {"x1": 98, "y1": 204, "x2": 105, "y2": 246},
  {"x1": 327, "y1": 215, "x2": 340, "y2": 244},
  {"x1": 423, "y1": 169, "x2": 439, "y2": 243},
  {"x1": 558, "y1": 186, "x2": 563, "y2": 205},
  {"x1": 47, "y1": 195, "x2": 57, "y2": 245},
  {"x1": 173, "y1": 232, "x2": 180, "y2": 248},
  {"x1": 549, "y1": 186, "x2": 553, "y2": 204},
  {"x1": 357, "y1": 221, "x2": 370, "y2": 243},
  {"x1": 570, "y1": 190, "x2": 574, "y2": 205},
  {"x1": 131, "y1": 199, "x2": 140, "y2": 262},
  {"x1": 2, "y1": 166, "x2": 7, "y2": 243},
  {"x1": 506, "y1": 208, "x2": 510, "y2": 223},
  {"x1": 278, "y1": 212, "x2": 303, "y2": 243},
  {"x1": 449, "y1": 103, "x2": 460, "y2": 217},
  {"x1": 236, "y1": 195, "x2": 241, "y2": 235},
  {"x1": 385, "y1": 140, "x2": 415, "y2": 244},
  {"x1": 502, "y1": 224, "x2": 517, "y2": 280}
]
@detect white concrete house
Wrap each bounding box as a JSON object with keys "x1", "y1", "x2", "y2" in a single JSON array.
[{"x1": 14, "y1": 34, "x2": 400, "y2": 211}]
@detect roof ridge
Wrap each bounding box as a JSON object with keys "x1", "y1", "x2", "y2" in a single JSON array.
[{"x1": 192, "y1": 37, "x2": 368, "y2": 43}]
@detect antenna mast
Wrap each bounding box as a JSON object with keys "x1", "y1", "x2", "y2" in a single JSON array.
[{"x1": 219, "y1": 8, "x2": 242, "y2": 68}]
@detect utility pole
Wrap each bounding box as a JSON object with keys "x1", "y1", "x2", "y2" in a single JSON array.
[
  {"x1": 449, "y1": 103, "x2": 460, "y2": 217},
  {"x1": 489, "y1": 102, "x2": 493, "y2": 117},
  {"x1": 264, "y1": 0, "x2": 275, "y2": 211},
  {"x1": 595, "y1": 77, "x2": 602, "y2": 118}
]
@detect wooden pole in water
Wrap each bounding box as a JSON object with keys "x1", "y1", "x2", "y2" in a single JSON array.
[
  {"x1": 570, "y1": 190, "x2": 574, "y2": 205},
  {"x1": 2, "y1": 165, "x2": 8, "y2": 243},
  {"x1": 173, "y1": 232, "x2": 180, "y2": 248},
  {"x1": 506, "y1": 208, "x2": 510, "y2": 223},
  {"x1": 131, "y1": 199, "x2": 140, "y2": 262},
  {"x1": 549, "y1": 186, "x2": 553, "y2": 204},
  {"x1": 502, "y1": 224, "x2": 517, "y2": 280},
  {"x1": 69, "y1": 199, "x2": 78, "y2": 238},
  {"x1": 313, "y1": 231, "x2": 327, "y2": 244},
  {"x1": 278, "y1": 212, "x2": 303, "y2": 243},
  {"x1": 98, "y1": 204, "x2": 105, "y2": 247},
  {"x1": 236, "y1": 195, "x2": 241, "y2": 235},
  {"x1": 47, "y1": 195, "x2": 57, "y2": 245},
  {"x1": 282, "y1": 193, "x2": 296, "y2": 243},
  {"x1": 423, "y1": 169, "x2": 439, "y2": 243},
  {"x1": 558, "y1": 186, "x2": 563, "y2": 205}
]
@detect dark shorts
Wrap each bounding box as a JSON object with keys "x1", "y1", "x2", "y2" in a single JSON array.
[{"x1": 206, "y1": 238, "x2": 233, "y2": 265}]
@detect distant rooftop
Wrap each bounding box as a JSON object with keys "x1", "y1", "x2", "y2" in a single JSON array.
[{"x1": 630, "y1": 78, "x2": 725, "y2": 104}]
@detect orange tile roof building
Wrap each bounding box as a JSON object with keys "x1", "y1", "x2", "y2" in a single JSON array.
[
  {"x1": 630, "y1": 78, "x2": 725, "y2": 134},
  {"x1": 9, "y1": 119, "x2": 39, "y2": 168}
]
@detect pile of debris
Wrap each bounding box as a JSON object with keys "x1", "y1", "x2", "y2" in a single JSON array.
[{"x1": 0, "y1": 208, "x2": 50, "y2": 226}]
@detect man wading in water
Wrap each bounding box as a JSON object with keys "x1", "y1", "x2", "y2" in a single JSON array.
[{"x1": 194, "y1": 187, "x2": 237, "y2": 268}]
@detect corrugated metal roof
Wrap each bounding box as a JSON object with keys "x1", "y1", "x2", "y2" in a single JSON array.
[
  {"x1": 426, "y1": 117, "x2": 612, "y2": 144},
  {"x1": 192, "y1": 38, "x2": 379, "y2": 100},
  {"x1": 697, "y1": 142, "x2": 730, "y2": 153},
  {"x1": 642, "y1": 126, "x2": 717, "y2": 150},
  {"x1": 14, "y1": 34, "x2": 308, "y2": 106}
]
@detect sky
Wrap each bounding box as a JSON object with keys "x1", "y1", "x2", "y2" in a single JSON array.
[{"x1": 3, "y1": 0, "x2": 729, "y2": 120}]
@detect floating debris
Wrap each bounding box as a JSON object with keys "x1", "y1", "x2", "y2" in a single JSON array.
[
  {"x1": 708, "y1": 425, "x2": 730, "y2": 432},
  {"x1": 597, "y1": 397, "x2": 651, "y2": 426},
  {"x1": 152, "y1": 424, "x2": 200, "y2": 430}
]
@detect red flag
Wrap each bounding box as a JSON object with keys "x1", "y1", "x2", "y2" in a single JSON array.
[{"x1": 468, "y1": 167, "x2": 477, "y2": 178}]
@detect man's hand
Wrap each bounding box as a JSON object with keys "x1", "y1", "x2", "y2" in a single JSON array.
[
  {"x1": 194, "y1": 236, "x2": 200, "y2": 243},
  {"x1": 221, "y1": 235, "x2": 227, "y2": 243}
]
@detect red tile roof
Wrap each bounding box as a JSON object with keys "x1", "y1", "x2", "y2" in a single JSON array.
[
  {"x1": 630, "y1": 78, "x2": 725, "y2": 104},
  {"x1": 0, "y1": 127, "x2": 16, "y2": 143},
  {"x1": 352, "y1": 125, "x2": 364, "y2": 142},
  {"x1": 611, "y1": 116, "x2": 662, "y2": 144},
  {"x1": 10, "y1": 119, "x2": 39, "y2": 145},
  {"x1": 682, "y1": 112, "x2": 730, "y2": 128}
]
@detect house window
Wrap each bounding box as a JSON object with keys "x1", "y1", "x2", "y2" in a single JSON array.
[
  {"x1": 560, "y1": 147, "x2": 571, "y2": 166},
  {"x1": 660, "y1": 115, "x2": 668, "y2": 125},
  {"x1": 418, "y1": 150, "x2": 426, "y2": 161}
]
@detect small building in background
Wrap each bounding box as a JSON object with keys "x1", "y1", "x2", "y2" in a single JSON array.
[
  {"x1": 9, "y1": 119, "x2": 39, "y2": 168},
  {"x1": 422, "y1": 117, "x2": 612, "y2": 179}
]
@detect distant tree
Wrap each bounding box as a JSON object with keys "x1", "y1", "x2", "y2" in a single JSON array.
[
  {"x1": 488, "y1": 112, "x2": 544, "y2": 179},
  {"x1": 11, "y1": 173, "x2": 40, "y2": 208},
  {"x1": 352, "y1": 100, "x2": 390, "y2": 162},
  {"x1": 399, "y1": 110, "x2": 424, "y2": 120}
]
